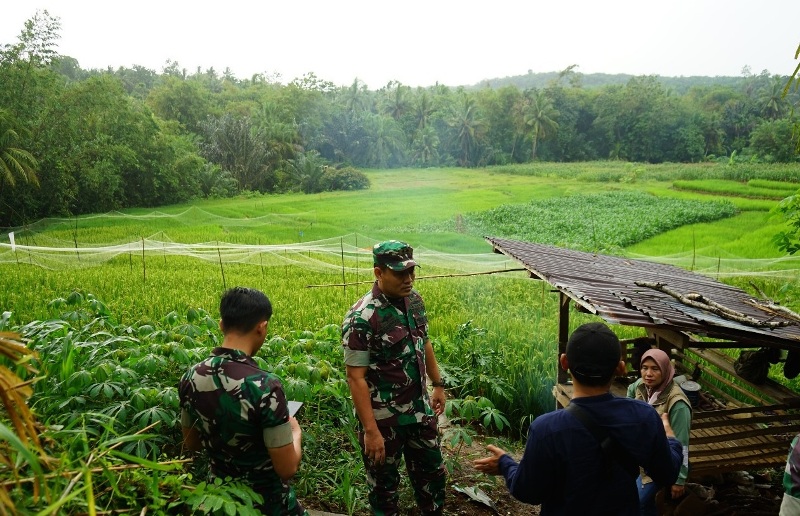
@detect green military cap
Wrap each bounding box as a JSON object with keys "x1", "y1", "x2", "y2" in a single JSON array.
[{"x1": 373, "y1": 240, "x2": 418, "y2": 271}]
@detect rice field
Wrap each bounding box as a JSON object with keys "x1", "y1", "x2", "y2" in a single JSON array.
[{"x1": 2, "y1": 161, "x2": 800, "y2": 514}]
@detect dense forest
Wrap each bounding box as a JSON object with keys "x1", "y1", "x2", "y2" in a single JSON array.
[{"x1": 1, "y1": 11, "x2": 798, "y2": 227}]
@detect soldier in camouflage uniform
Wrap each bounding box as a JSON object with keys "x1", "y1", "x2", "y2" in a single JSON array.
[
  {"x1": 179, "y1": 287, "x2": 307, "y2": 516},
  {"x1": 342, "y1": 240, "x2": 447, "y2": 515}
]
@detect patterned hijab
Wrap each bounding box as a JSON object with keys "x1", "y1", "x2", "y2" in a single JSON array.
[{"x1": 640, "y1": 348, "x2": 675, "y2": 405}]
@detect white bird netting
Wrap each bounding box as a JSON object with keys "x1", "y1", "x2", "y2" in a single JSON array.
[{"x1": 1, "y1": 207, "x2": 798, "y2": 280}]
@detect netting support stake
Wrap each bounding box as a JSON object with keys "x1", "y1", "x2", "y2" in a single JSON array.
[
  {"x1": 73, "y1": 216, "x2": 81, "y2": 263},
  {"x1": 340, "y1": 237, "x2": 346, "y2": 295},
  {"x1": 217, "y1": 242, "x2": 226, "y2": 290}
]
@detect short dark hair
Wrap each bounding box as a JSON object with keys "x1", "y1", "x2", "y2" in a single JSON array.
[
  {"x1": 566, "y1": 322, "x2": 622, "y2": 386},
  {"x1": 219, "y1": 287, "x2": 272, "y2": 334}
]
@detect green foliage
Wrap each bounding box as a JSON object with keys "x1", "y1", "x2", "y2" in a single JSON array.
[
  {"x1": 201, "y1": 114, "x2": 278, "y2": 192},
  {"x1": 432, "y1": 191, "x2": 738, "y2": 251},
  {"x1": 446, "y1": 396, "x2": 510, "y2": 433},
  {"x1": 283, "y1": 150, "x2": 327, "y2": 193},
  {"x1": 774, "y1": 193, "x2": 800, "y2": 254},
  {"x1": 2, "y1": 159, "x2": 800, "y2": 511},
  {"x1": 673, "y1": 179, "x2": 798, "y2": 199},
  {"x1": 0, "y1": 108, "x2": 38, "y2": 187},
  {"x1": 319, "y1": 166, "x2": 371, "y2": 191},
  {"x1": 2, "y1": 7, "x2": 800, "y2": 226},
  {"x1": 437, "y1": 320, "x2": 514, "y2": 404},
  {"x1": 749, "y1": 118, "x2": 800, "y2": 162},
  {"x1": 4, "y1": 294, "x2": 370, "y2": 513},
  {"x1": 749, "y1": 179, "x2": 800, "y2": 191},
  {"x1": 175, "y1": 477, "x2": 264, "y2": 516},
  {"x1": 441, "y1": 425, "x2": 476, "y2": 475}
]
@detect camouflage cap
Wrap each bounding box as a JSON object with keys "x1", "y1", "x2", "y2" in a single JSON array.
[{"x1": 373, "y1": 240, "x2": 418, "y2": 271}]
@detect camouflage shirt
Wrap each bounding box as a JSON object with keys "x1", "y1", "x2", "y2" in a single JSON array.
[
  {"x1": 178, "y1": 347, "x2": 303, "y2": 515},
  {"x1": 785, "y1": 434, "x2": 800, "y2": 498},
  {"x1": 342, "y1": 282, "x2": 434, "y2": 427}
]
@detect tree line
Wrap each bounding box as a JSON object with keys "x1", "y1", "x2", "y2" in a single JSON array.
[{"x1": 1, "y1": 11, "x2": 798, "y2": 227}]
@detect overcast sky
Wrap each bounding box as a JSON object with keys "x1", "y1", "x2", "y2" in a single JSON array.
[{"x1": 1, "y1": 1, "x2": 798, "y2": 89}]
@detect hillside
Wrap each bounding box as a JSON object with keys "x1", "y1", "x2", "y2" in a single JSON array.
[{"x1": 467, "y1": 69, "x2": 770, "y2": 93}]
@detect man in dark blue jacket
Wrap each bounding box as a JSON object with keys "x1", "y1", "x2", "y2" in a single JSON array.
[{"x1": 474, "y1": 322, "x2": 683, "y2": 516}]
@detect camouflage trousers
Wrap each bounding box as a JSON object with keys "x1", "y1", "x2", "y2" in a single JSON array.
[
  {"x1": 249, "y1": 481, "x2": 307, "y2": 516},
  {"x1": 359, "y1": 416, "x2": 446, "y2": 516}
]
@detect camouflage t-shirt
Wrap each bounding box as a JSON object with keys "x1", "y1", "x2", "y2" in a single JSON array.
[
  {"x1": 785, "y1": 434, "x2": 800, "y2": 498},
  {"x1": 178, "y1": 347, "x2": 304, "y2": 515},
  {"x1": 342, "y1": 282, "x2": 434, "y2": 427}
]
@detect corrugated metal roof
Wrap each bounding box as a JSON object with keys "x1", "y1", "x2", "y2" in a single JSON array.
[{"x1": 486, "y1": 237, "x2": 800, "y2": 348}]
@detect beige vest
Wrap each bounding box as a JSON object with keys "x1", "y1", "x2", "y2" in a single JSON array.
[
  {"x1": 634, "y1": 380, "x2": 691, "y2": 484},
  {"x1": 634, "y1": 380, "x2": 691, "y2": 417}
]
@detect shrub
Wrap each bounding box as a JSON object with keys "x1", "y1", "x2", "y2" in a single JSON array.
[{"x1": 319, "y1": 166, "x2": 370, "y2": 191}]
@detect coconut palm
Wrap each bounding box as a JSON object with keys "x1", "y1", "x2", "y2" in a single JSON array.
[
  {"x1": 523, "y1": 89, "x2": 559, "y2": 161},
  {"x1": 758, "y1": 78, "x2": 788, "y2": 120},
  {"x1": 381, "y1": 81, "x2": 411, "y2": 121},
  {"x1": 363, "y1": 113, "x2": 406, "y2": 168},
  {"x1": 342, "y1": 78, "x2": 371, "y2": 116},
  {"x1": 413, "y1": 90, "x2": 434, "y2": 131},
  {"x1": 446, "y1": 95, "x2": 486, "y2": 167},
  {"x1": 0, "y1": 110, "x2": 39, "y2": 187},
  {"x1": 412, "y1": 125, "x2": 440, "y2": 166}
]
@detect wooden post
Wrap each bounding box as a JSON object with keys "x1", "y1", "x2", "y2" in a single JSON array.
[{"x1": 558, "y1": 292, "x2": 570, "y2": 384}]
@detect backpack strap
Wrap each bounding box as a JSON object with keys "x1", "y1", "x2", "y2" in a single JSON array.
[{"x1": 565, "y1": 402, "x2": 639, "y2": 479}]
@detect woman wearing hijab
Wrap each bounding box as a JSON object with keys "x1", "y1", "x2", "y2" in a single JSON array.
[{"x1": 627, "y1": 348, "x2": 692, "y2": 516}]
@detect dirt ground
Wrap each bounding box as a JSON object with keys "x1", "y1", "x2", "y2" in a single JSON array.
[
  {"x1": 307, "y1": 427, "x2": 787, "y2": 515},
  {"x1": 441, "y1": 434, "x2": 787, "y2": 516}
]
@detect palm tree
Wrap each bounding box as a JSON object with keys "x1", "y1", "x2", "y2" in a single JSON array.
[
  {"x1": 201, "y1": 114, "x2": 273, "y2": 191},
  {"x1": 446, "y1": 95, "x2": 485, "y2": 167},
  {"x1": 758, "y1": 78, "x2": 788, "y2": 120},
  {"x1": 413, "y1": 90, "x2": 434, "y2": 131},
  {"x1": 0, "y1": 110, "x2": 39, "y2": 187},
  {"x1": 510, "y1": 95, "x2": 529, "y2": 160},
  {"x1": 363, "y1": 114, "x2": 406, "y2": 168},
  {"x1": 523, "y1": 89, "x2": 559, "y2": 161},
  {"x1": 412, "y1": 126, "x2": 439, "y2": 166},
  {"x1": 381, "y1": 81, "x2": 410, "y2": 121},
  {"x1": 343, "y1": 79, "x2": 371, "y2": 116},
  {"x1": 286, "y1": 151, "x2": 325, "y2": 193}
]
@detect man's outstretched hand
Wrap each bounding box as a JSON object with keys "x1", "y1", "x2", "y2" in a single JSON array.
[{"x1": 473, "y1": 444, "x2": 507, "y2": 475}]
